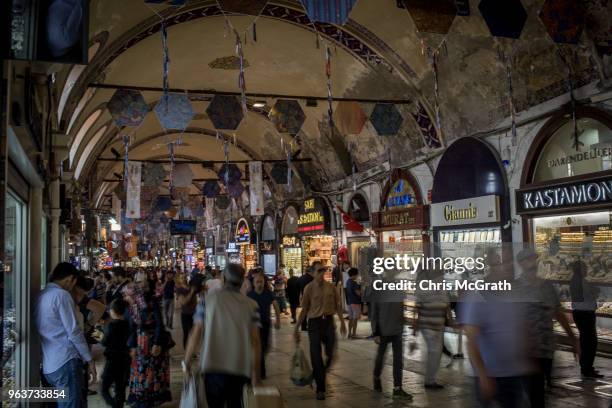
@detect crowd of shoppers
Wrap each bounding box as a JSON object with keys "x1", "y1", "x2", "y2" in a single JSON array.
[{"x1": 34, "y1": 247, "x2": 604, "y2": 407}]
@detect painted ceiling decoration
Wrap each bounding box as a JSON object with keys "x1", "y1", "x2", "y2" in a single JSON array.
[
  {"x1": 153, "y1": 93, "x2": 195, "y2": 131},
  {"x1": 538, "y1": 0, "x2": 584, "y2": 45},
  {"x1": 269, "y1": 99, "x2": 306, "y2": 135},
  {"x1": 300, "y1": 0, "x2": 358, "y2": 25},
  {"x1": 370, "y1": 103, "x2": 404, "y2": 136},
  {"x1": 478, "y1": 0, "x2": 527, "y2": 39},
  {"x1": 107, "y1": 89, "x2": 150, "y2": 127},
  {"x1": 206, "y1": 95, "x2": 245, "y2": 130},
  {"x1": 208, "y1": 55, "x2": 250, "y2": 70},
  {"x1": 401, "y1": 0, "x2": 457, "y2": 35}
]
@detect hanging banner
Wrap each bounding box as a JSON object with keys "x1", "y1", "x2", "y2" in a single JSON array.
[
  {"x1": 205, "y1": 197, "x2": 215, "y2": 229},
  {"x1": 126, "y1": 161, "x2": 142, "y2": 219},
  {"x1": 249, "y1": 161, "x2": 264, "y2": 216},
  {"x1": 112, "y1": 194, "x2": 122, "y2": 225}
]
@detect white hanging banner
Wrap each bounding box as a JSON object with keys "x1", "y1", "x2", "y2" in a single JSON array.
[
  {"x1": 126, "y1": 161, "x2": 142, "y2": 219},
  {"x1": 249, "y1": 161, "x2": 264, "y2": 216},
  {"x1": 205, "y1": 197, "x2": 215, "y2": 229}
]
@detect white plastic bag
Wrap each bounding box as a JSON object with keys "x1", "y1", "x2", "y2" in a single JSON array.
[
  {"x1": 180, "y1": 369, "x2": 207, "y2": 408},
  {"x1": 290, "y1": 347, "x2": 313, "y2": 386}
]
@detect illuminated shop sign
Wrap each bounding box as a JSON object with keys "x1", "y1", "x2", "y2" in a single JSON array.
[
  {"x1": 547, "y1": 147, "x2": 612, "y2": 169},
  {"x1": 282, "y1": 236, "x2": 301, "y2": 247},
  {"x1": 431, "y1": 195, "x2": 500, "y2": 227},
  {"x1": 235, "y1": 218, "x2": 252, "y2": 244},
  {"x1": 516, "y1": 176, "x2": 612, "y2": 214},
  {"x1": 297, "y1": 198, "x2": 329, "y2": 235},
  {"x1": 372, "y1": 206, "x2": 428, "y2": 231},
  {"x1": 385, "y1": 179, "x2": 415, "y2": 209}
]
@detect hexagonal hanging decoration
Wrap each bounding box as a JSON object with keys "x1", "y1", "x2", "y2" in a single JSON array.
[
  {"x1": 154, "y1": 93, "x2": 195, "y2": 131},
  {"x1": 227, "y1": 181, "x2": 244, "y2": 199},
  {"x1": 479, "y1": 0, "x2": 527, "y2": 39},
  {"x1": 334, "y1": 101, "x2": 367, "y2": 135},
  {"x1": 202, "y1": 181, "x2": 221, "y2": 198},
  {"x1": 217, "y1": 164, "x2": 242, "y2": 186},
  {"x1": 206, "y1": 95, "x2": 244, "y2": 130},
  {"x1": 402, "y1": 0, "x2": 457, "y2": 34},
  {"x1": 172, "y1": 164, "x2": 194, "y2": 188},
  {"x1": 269, "y1": 99, "x2": 305, "y2": 135},
  {"x1": 538, "y1": 0, "x2": 584, "y2": 44},
  {"x1": 370, "y1": 103, "x2": 403, "y2": 136},
  {"x1": 218, "y1": 0, "x2": 268, "y2": 16},
  {"x1": 301, "y1": 0, "x2": 358, "y2": 25},
  {"x1": 107, "y1": 89, "x2": 150, "y2": 127},
  {"x1": 215, "y1": 195, "x2": 231, "y2": 210}
]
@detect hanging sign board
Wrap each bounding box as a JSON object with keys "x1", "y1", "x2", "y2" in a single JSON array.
[
  {"x1": 384, "y1": 178, "x2": 416, "y2": 210},
  {"x1": 431, "y1": 195, "x2": 500, "y2": 227},
  {"x1": 282, "y1": 235, "x2": 301, "y2": 248},
  {"x1": 297, "y1": 197, "x2": 330, "y2": 236},
  {"x1": 516, "y1": 175, "x2": 612, "y2": 214},
  {"x1": 126, "y1": 161, "x2": 142, "y2": 218},
  {"x1": 235, "y1": 218, "x2": 252, "y2": 244},
  {"x1": 249, "y1": 161, "x2": 265, "y2": 216}
]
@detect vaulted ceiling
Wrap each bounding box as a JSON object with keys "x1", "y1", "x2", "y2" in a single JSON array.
[{"x1": 58, "y1": 0, "x2": 610, "y2": 211}]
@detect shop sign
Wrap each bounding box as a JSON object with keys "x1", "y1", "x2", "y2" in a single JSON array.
[
  {"x1": 227, "y1": 242, "x2": 239, "y2": 253},
  {"x1": 235, "y1": 218, "x2": 252, "y2": 244},
  {"x1": 516, "y1": 176, "x2": 612, "y2": 214},
  {"x1": 546, "y1": 147, "x2": 612, "y2": 169},
  {"x1": 282, "y1": 235, "x2": 301, "y2": 248},
  {"x1": 385, "y1": 179, "x2": 415, "y2": 209},
  {"x1": 297, "y1": 198, "x2": 329, "y2": 235},
  {"x1": 431, "y1": 195, "x2": 500, "y2": 227},
  {"x1": 372, "y1": 205, "x2": 429, "y2": 231}
]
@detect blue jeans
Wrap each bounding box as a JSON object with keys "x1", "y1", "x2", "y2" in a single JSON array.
[{"x1": 44, "y1": 358, "x2": 85, "y2": 408}]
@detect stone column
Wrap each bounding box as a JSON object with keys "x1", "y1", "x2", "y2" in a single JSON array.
[{"x1": 28, "y1": 186, "x2": 43, "y2": 387}]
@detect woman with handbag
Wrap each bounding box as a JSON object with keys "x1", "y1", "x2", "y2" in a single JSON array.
[{"x1": 125, "y1": 282, "x2": 172, "y2": 407}]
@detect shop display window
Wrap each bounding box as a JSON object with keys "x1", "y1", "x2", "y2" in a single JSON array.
[
  {"x1": 282, "y1": 247, "x2": 302, "y2": 276},
  {"x1": 303, "y1": 236, "x2": 333, "y2": 280},
  {"x1": 533, "y1": 211, "x2": 611, "y2": 283}
]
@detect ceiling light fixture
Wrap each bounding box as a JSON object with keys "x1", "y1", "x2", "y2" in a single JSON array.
[{"x1": 252, "y1": 101, "x2": 266, "y2": 108}]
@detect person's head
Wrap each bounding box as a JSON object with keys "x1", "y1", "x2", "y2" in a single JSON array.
[
  {"x1": 73, "y1": 274, "x2": 94, "y2": 302},
  {"x1": 223, "y1": 263, "x2": 245, "y2": 289},
  {"x1": 112, "y1": 266, "x2": 127, "y2": 281},
  {"x1": 310, "y1": 262, "x2": 326, "y2": 283},
  {"x1": 188, "y1": 277, "x2": 202, "y2": 293},
  {"x1": 289, "y1": 268, "x2": 294, "y2": 278},
  {"x1": 156, "y1": 269, "x2": 164, "y2": 280},
  {"x1": 109, "y1": 298, "x2": 127, "y2": 320},
  {"x1": 205, "y1": 265, "x2": 212, "y2": 275},
  {"x1": 517, "y1": 248, "x2": 539, "y2": 277},
  {"x1": 348, "y1": 267, "x2": 359, "y2": 280},
  {"x1": 102, "y1": 271, "x2": 112, "y2": 282},
  {"x1": 49, "y1": 262, "x2": 80, "y2": 291},
  {"x1": 253, "y1": 271, "x2": 266, "y2": 294},
  {"x1": 276, "y1": 268, "x2": 283, "y2": 276},
  {"x1": 308, "y1": 261, "x2": 322, "y2": 277},
  {"x1": 166, "y1": 270, "x2": 174, "y2": 280}
]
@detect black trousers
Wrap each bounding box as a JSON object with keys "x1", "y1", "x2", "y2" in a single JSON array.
[
  {"x1": 181, "y1": 312, "x2": 194, "y2": 348},
  {"x1": 527, "y1": 357, "x2": 553, "y2": 408},
  {"x1": 373, "y1": 335, "x2": 403, "y2": 387},
  {"x1": 100, "y1": 357, "x2": 130, "y2": 408},
  {"x1": 307, "y1": 316, "x2": 336, "y2": 393},
  {"x1": 204, "y1": 373, "x2": 250, "y2": 408},
  {"x1": 572, "y1": 310, "x2": 597, "y2": 373},
  {"x1": 289, "y1": 301, "x2": 299, "y2": 321}
]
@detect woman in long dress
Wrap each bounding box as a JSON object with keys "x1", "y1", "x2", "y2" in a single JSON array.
[{"x1": 123, "y1": 280, "x2": 172, "y2": 407}]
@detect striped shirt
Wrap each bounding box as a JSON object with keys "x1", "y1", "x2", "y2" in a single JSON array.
[{"x1": 416, "y1": 290, "x2": 449, "y2": 331}]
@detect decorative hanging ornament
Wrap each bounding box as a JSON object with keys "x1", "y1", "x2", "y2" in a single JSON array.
[
  {"x1": 269, "y1": 100, "x2": 306, "y2": 135},
  {"x1": 325, "y1": 46, "x2": 334, "y2": 131},
  {"x1": 431, "y1": 50, "x2": 442, "y2": 137},
  {"x1": 122, "y1": 135, "x2": 131, "y2": 193},
  {"x1": 206, "y1": 95, "x2": 244, "y2": 130},
  {"x1": 161, "y1": 21, "x2": 170, "y2": 96},
  {"x1": 235, "y1": 31, "x2": 248, "y2": 116},
  {"x1": 107, "y1": 89, "x2": 150, "y2": 128},
  {"x1": 286, "y1": 146, "x2": 292, "y2": 193},
  {"x1": 300, "y1": 0, "x2": 358, "y2": 25}
]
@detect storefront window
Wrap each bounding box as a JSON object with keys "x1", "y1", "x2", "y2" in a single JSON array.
[
  {"x1": 3, "y1": 192, "x2": 27, "y2": 397},
  {"x1": 533, "y1": 210, "x2": 611, "y2": 282},
  {"x1": 534, "y1": 118, "x2": 612, "y2": 182}
]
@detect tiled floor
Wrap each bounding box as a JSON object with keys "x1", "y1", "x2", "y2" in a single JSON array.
[{"x1": 88, "y1": 311, "x2": 612, "y2": 407}]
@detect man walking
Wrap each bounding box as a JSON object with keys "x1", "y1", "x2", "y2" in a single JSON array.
[
  {"x1": 36, "y1": 262, "x2": 96, "y2": 408},
  {"x1": 298, "y1": 265, "x2": 314, "y2": 331},
  {"x1": 184, "y1": 264, "x2": 262, "y2": 407},
  {"x1": 370, "y1": 275, "x2": 413, "y2": 399},
  {"x1": 286, "y1": 268, "x2": 301, "y2": 324},
  {"x1": 294, "y1": 261, "x2": 347, "y2": 400}
]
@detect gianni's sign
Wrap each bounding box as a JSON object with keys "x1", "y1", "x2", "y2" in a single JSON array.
[{"x1": 516, "y1": 176, "x2": 612, "y2": 214}]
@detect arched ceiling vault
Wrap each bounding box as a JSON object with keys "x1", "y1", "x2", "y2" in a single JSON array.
[{"x1": 63, "y1": 0, "x2": 608, "y2": 209}]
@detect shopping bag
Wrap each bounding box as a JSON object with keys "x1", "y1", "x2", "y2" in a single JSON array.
[
  {"x1": 290, "y1": 347, "x2": 313, "y2": 386},
  {"x1": 243, "y1": 385, "x2": 284, "y2": 408},
  {"x1": 179, "y1": 371, "x2": 207, "y2": 408}
]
